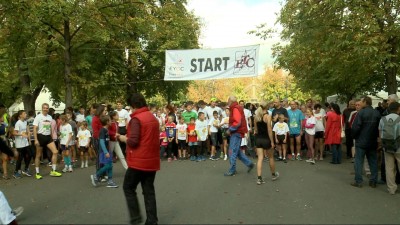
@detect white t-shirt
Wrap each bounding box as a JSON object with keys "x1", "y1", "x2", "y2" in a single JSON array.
[
  {"x1": 314, "y1": 112, "x2": 325, "y2": 132},
  {"x1": 205, "y1": 106, "x2": 223, "y2": 120},
  {"x1": 220, "y1": 117, "x2": 229, "y2": 129},
  {"x1": 116, "y1": 109, "x2": 130, "y2": 127},
  {"x1": 176, "y1": 123, "x2": 188, "y2": 140},
  {"x1": 195, "y1": 119, "x2": 208, "y2": 141},
  {"x1": 273, "y1": 122, "x2": 289, "y2": 135},
  {"x1": 76, "y1": 114, "x2": 85, "y2": 123},
  {"x1": 77, "y1": 129, "x2": 91, "y2": 147},
  {"x1": 33, "y1": 113, "x2": 53, "y2": 135},
  {"x1": 60, "y1": 123, "x2": 73, "y2": 145},
  {"x1": 244, "y1": 108, "x2": 252, "y2": 130},
  {"x1": 14, "y1": 120, "x2": 29, "y2": 148},
  {"x1": 305, "y1": 116, "x2": 317, "y2": 135},
  {"x1": 208, "y1": 118, "x2": 220, "y2": 133}
]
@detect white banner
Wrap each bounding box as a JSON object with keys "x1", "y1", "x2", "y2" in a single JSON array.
[{"x1": 164, "y1": 45, "x2": 260, "y2": 80}]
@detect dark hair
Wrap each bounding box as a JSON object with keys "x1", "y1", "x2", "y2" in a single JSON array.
[
  {"x1": 81, "y1": 121, "x2": 88, "y2": 127},
  {"x1": 213, "y1": 110, "x2": 218, "y2": 115},
  {"x1": 190, "y1": 117, "x2": 196, "y2": 121},
  {"x1": 28, "y1": 110, "x2": 35, "y2": 117},
  {"x1": 361, "y1": 96, "x2": 372, "y2": 106},
  {"x1": 331, "y1": 103, "x2": 341, "y2": 115},
  {"x1": 100, "y1": 115, "x2": 110, "y2": 126},
  {"x1": 324, "y1": 102, "x2": 330, "y2": 108},
  {"x1": 92, "y1": 103, "x2": 99, "y2": 110},
  {"x1": 17, "y1": 110, "x2": 25, "y2": 118},
  {"x1": 95, "y1": 104, "x2": 106, "y2": 117},
  {"x1": 388, "y1": 102, "x2": 400, "y2": 113},
  {"x1": 198, "y1": 112, "x2": 204, "y2": 117},
  {"x1": 109, "y1": 111, "x2": 117, "y2": 119},
  {"x1": 313, "y1": 104, "x2": 322, "y2": 110},
  {"x1": 165, "y1": 104, "x2": 175, "y2": 114},
  {"x1": 127, "y1": 93, "x2": 147, "y2": 109},
  {"x1": 185, "y1": 101, "x2": 193, "y2": 107}
]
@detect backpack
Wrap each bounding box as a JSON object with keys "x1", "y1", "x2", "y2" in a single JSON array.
[{"x1": 381, "y1": 115, "x2": 400, "y2": 153}]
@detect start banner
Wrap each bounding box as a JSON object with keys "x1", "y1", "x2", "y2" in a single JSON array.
[{"x1": 164, "y1": 44, "x2": 260, "y2": 81}]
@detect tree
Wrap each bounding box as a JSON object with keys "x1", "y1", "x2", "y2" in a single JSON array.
[{"x1": 252, "y1": 0, "x2": 400, "y2": 101}]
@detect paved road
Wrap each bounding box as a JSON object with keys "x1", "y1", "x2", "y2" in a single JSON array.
[{"x1": 2, "y1": 153, "x2": 400, "y2": 224}]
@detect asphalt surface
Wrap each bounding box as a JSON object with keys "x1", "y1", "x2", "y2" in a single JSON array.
[{"x1": 1, "y1": 152, "x2": 400, "y2": 224}]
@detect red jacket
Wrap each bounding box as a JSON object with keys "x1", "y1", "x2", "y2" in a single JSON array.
[
  {"x1": 126, "y1": 107, "x2": 160, "y2": 171},
  {"x1": 229, "y1": 102, "x2": 248, "y2": 137},
  {"x1": 92, "y1": 116, "x2": 102, "y2": 139},
  {"x1": 108, "y1": 121, "x2": 118, "y2": 141}
]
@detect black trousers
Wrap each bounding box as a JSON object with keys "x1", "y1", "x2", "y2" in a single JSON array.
[
  {"x1": 118, "y1": 126, "x2": 127, "y2": 156},
  {"x1": 123, "y1": 168, "x2": 158, "y2": 225},
  {"x1": 345, "y1": 129, "x2": 353, "y2": 158}
]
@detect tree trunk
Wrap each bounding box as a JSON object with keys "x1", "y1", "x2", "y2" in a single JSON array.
[
  {"x1": 126, "y1": 52, "x2": 138, "y2": 94},
  {"x1": 64, "y1": 19, "x2": 73, "y2": 108},
  {"x1": 17, "y1": 51, "x2": 43, "y2": 113}
]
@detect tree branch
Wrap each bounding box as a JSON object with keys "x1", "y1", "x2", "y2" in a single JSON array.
[
  {"x1": 71, "y1": 23, "x2": 84, "y2": 41},
  {"x1": 41, "y1": 20, "x2": 64, "y2": 36}
]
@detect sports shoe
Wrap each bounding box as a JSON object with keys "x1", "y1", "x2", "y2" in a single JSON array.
[
  {"x1": 81, "y1": 163, "x2": 84, "y2": 169},
  {"x1": 272, "y1": 172, "x2": 280, "y2": 181},
  {"x1": 35, "y1": 173, "x2": 43, "y2": 180},
  {"x1": 90, "y1": 174, "x2": 98, "y2": 187},
  {"x1": 306, "y1": 159, "x2": 313, "y2": 163},
  {"x1": 220, "y1": 152, "x2": 224, "y2": 159},
  {"x1": 283, "y1": 158, "x2": 287, "y2": 163},
  {"x1": 201, "y1": 155, "x2": 206, "y2": 161},
  {"x1": 224, "y1": 171, "x2": 237, "y2": 176},
  {"x1": 291, "y1": 154, "x2": 295, "y2": 161},
  {"x1": 13, "y1": 172, "x2": 22, "y2": 179},
  {"x1": 257, "y1": 178, "x2": 266, "y2": 185},
  {"x1": 50, "y1": 170, "x2": 62, "y2": 177},
  {"x1": 296, "y1": 155, "x2": 302, "y2": 161},
  {"x1": 85, "y1": 163, "x2": 88, "y2": 168},
  {"x1": 12, "y1": 206, "x2": 24, "y2": 217},
  {"x1": 310, "y1": 159, "x2": 315, "y2": 164},
  {"x1": 22, "y1": 170, "x2": 32, "y2": 177},
  {"x1": 167, "y1": 157, "x2": 172, "y2": 162},
  {"x1": 106, "y1": 180, "x2": 119, "y2": 188},
  {"x1": 190, "y1": 156, "x2": 195, "y2": 161},
  {"x1": 224, "y1": 155, "x2": 228, "y2": 161},
  {"x1": 196, "y1": 156, "x2": 201, "y2": 162},
  {"x1": 173, "y1": 156, "x2": 177, "y2": 161},
  {"x1": 62, "y1": 167, "x2": 68, "y2": 173},
  {"x1": 211, "y1": 156, "x2": 219, "y2": 161},
  {"x1": 247, "y1": 163, "x2": 255, "y2": 173},
  {"x1": 2, "y1": 175, "x2": 10, "y2": 180},
  {"x1": 350, "y1": 182, "x2": 362, "y2": 188},
  {"x1": 68, "y1": 167, "x2": 73, "y2": 172}
]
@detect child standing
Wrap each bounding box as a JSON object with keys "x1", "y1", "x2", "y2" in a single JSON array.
[
  {"x1": 176, "y1": 116, "x2": 188, "y2": 160},
  {"x1": 220, "y1": 108, "x2": 230, "y2": 160},
  {"x1": 273, "y1": 114, "x2": 290, "y2": 163},
  {"x1": 165, "y1": 115, "x2": 177, "y2": 162},
  {"x1": 77, "y1": 121, "x2": 91, "y2": 168},
  {"x1": 60, "y1": 115, "x2": 73, "y2": 172},
  {"x1": 208, "y1": 111, "x2": 220, "y2": 161},
  {"x1": 159, "y1": 125, "x2": 168, "y2": 159},
  {"x1": 304, "y1": 109, "x2": 316, "y2": 164},
  {"x1": 187, "y1": 117, "x2": 198, "y2": 161},
  {"x1": 13, "y1": 110, "x2": 32, "y2": 178},
  {"x1": 195, "y1": 112, "x2": 208, "y2": 162},
  {"x1": 90, "y1": 115, "x2": 118, "y2": 188}
]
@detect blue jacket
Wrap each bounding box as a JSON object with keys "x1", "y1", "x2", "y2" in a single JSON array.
[{"x1": 351, "y1": 106, "x2": 381, "y2": 149}]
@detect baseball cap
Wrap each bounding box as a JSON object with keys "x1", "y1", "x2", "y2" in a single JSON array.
[{"x1": 210, "y1": 97, "x2": 217, "y2": 102}]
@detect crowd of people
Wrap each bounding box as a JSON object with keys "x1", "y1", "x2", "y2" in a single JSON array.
[{"x1": 2, "y1": 93, "x2": 400, "y2": 224}]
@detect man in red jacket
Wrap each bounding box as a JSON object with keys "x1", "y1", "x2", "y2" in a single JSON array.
[
  {"x1": 118, "y1": 93, "x2": 160, "y2": 225},
  {"x1": 224, "y1": 96, "x2": 254, "y2": 176}
]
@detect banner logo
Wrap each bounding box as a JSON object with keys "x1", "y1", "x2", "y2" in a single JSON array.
[{"x1": 234, "y1": 49, "x2": 256, "y2": 75}]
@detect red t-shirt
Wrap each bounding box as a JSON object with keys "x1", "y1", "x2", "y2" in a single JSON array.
[{"x1": 187, "y1": 124, "x2": 197, "y2": 143}]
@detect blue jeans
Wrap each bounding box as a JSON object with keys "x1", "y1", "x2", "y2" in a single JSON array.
[
  {"x1": 331, "y1": 144, "x2": 342, "y2": 164},
  {"x1": 228, "y1": 133, "x2": 253, "y2": 173},
  {"x1": 354, "y1": 146, "x2": 378, "y2": 184}
]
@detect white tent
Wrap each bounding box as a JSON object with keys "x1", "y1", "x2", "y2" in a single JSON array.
[{"x1": 8, "y1": 88, "x2": 65, "y2": 115}]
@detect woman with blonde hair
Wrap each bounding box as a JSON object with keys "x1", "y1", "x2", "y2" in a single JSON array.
[{"x1": 253, "y1": 100, "x2": 279, "y2": 185}]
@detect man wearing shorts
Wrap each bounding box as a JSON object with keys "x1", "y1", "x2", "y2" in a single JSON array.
[
  {"x1": 287, "y1": 101, "x2": 305, "y2": 160},
  {"x1": 33, "y1": 103, "x2": 62, "y2": 179}
]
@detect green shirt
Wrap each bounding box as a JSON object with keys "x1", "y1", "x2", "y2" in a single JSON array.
[{"x1": 182, "y1": 111, "x2": 197, "y2": 124}]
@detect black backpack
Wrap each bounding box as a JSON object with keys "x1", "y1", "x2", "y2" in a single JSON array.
[{"x1": 381, "y1": 115, "x2": 400, "y2": 153}]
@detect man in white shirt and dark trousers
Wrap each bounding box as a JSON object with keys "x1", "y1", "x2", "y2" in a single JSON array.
[{"x1": 116, "y1": 101, "x2": 130, "y2": 156}]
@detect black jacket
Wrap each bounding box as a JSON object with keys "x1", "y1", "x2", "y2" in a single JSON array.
[{"x1": 351, "y1": 106, "x2": 381, "y2": 149}]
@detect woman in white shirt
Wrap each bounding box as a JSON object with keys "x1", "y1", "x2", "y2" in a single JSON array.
[{"x1": 304, "y1": 108, "x2": 316, "y2": 164}]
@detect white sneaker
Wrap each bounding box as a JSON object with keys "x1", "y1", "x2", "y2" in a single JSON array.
[
  {"x1": 68, "y1": 166, "x2": 73, "y2": 172},
  {"x1": 12, "y1": 206, "x2": 24, "y2": 217},
  {"x1": 85, "y1": 163, "x2": 88, "y2": 168},
  {"x1": 224, "y1": 155, "x2": 228, "y2": 161},
  {"x1": 81, "y1": 163, "x2": 84, "y2": 169},
  {"x1": 62, "y1": 167, "x2": 68, "y2": 173}
]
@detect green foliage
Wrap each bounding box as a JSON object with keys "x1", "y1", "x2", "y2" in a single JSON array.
[
  {"x1": 0, "y1": 0, "x2": 200, "y2": 109},
  {"x1": 253, "y1": 0, "x2": 400, "y2": 100}
]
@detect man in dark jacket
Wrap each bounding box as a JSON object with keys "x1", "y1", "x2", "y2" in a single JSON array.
[
  {"x1": 224, "y1": 96, "x2": 254, "y2": 176},
  {"x1": 351, "y1": 96, "x2": 381, "y2": 188},
  {"x1": 118, "y1": 93, "x2": 160, "y2": 225}
]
